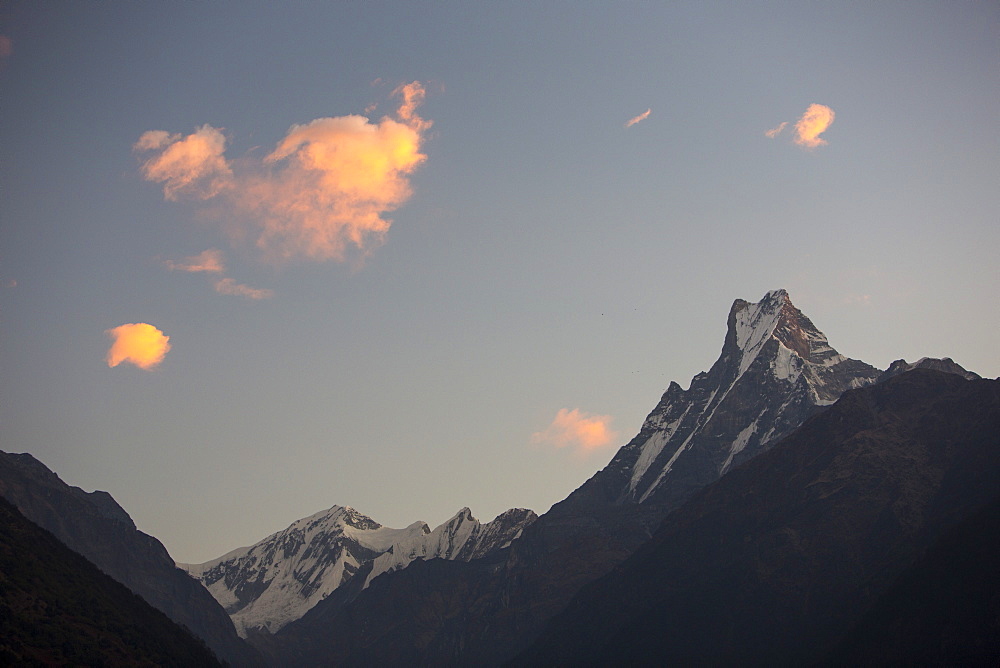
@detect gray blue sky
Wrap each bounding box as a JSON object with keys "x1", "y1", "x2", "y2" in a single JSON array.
[{"x1": 2, "y1": 2, "x2": 997, "y2": 563}]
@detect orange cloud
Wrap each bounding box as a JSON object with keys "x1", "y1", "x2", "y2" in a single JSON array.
[
  {"x1": 764, "y1": 121, "x2": 787, "y2": 138},
  {"x1": 213, "y1": 278, "x2": 273, "y2": 300},
  {"x1": 135, "y1": 125, "x2": 232, "y2": 200},
  {"x1": 393, "y1": 81, "x2": 433, "y2": 132},
  {"x1": 136, "y1": 82, "x2": 432, "y2": 263},
  {"x1": 532, "y1": 408, "x2": 619, "y2": 454},
  {"x1": 106, "y1": 323, "x2": 171, "y2": 370},
  {"x1": 164, "y1": 249, "x2": 225, "y2": 273},
  {"x1": 794, "y1": 103, "x2": 835, "y2": 148},
  {"x1": 0, "y1": 35, "x2": 12, "y2": 61},
  {"x1": 625, "y1": 108, "x2": 651, "y2": 128}
]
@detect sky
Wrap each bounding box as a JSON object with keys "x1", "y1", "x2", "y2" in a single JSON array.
[{"x1": 1, "y1": 2, "x2": 998, "y2": 564}]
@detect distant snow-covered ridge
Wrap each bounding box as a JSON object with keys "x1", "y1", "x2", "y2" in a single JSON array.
[{"x1": 179, "y1": 505, "x2": 536, "y2": 637}]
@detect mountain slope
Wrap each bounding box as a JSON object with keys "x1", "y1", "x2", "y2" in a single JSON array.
[
  {"x1": 182, "y1": 504, "x2": 536, "y2": 636},
  {"x1": 0, "y1": 495, "x2": 222, "y2": 667},
  {"x1": 828, "y1": 492, "x2": 1000, "y2": 665},
  {"x1": 0, "y1": 451, "x2": 263, "y2": 667},
  {"x1": 516, "y1": 370, "x2": 1000, "y2": 666}
]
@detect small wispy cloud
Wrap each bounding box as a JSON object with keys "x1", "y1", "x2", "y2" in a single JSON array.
[
  {"x1": 765, "y1": 104, "x2": 835, "y2": 149},
  {"x1": 625, "y1": 108, "x2": 651, "y2": 128},
  {"x1": 106, "y1": 323, "x2": 171, "y2": 370},
  {"x1": 136, "y1": 81, "x2": 433, "y2": 264},
  {"x1": 163, "y1": 249, "x2": 226, "y2": 273},
  {"x1": 163, "y1": 249, "x2": 272, "y2": 298},
  {"x1": 213, "y1": 277, "x2": 273, "y2": 300},
  {"x1": 764, "y1": 121, "x2": 788, "y2": 139},
  {"x1": 532, "y1": 408, "x2": 619, "y2": 455}
]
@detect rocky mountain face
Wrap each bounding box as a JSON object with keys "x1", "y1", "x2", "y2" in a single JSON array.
[
  {"x1": 259, "y1": 290, "x2": 912, "y2": 666},
  {"x1": 181, "y1": 504, "x2": 536, "y2": 636},
  {"x1": 516, "y1": 370, "x2": 1000, "y2": 666},
  {"x1": 559, "y1": 289, "x2": 882, "y2": 514},
  {"x1": 0, "y1": 451, "x2": 263, "y2": 667},
  {"x1": 0, "y1": 495, "x2": 223, "y2": 667}
]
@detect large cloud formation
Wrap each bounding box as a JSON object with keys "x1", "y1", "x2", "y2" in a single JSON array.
[
  {"x1": 135, "y1": 82, "x2": 431, "y2": 263},
  {"x1": 532, "y1": 408, "x2": 619, "y2": 455},
  {"x1": 106, "y1": 323, "x2": 171, "y2": 370}
]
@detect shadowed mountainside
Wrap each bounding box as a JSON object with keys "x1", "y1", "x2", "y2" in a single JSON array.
[
  {"x1": 515, "y1": 370, "x2": 1000, "y2": 666},
  {"x1": 0, "y1": 495, "x2": 222, "y2": 667},
  {"x1": 0, "y1": 451, "x2": 263, "y2": 667}
]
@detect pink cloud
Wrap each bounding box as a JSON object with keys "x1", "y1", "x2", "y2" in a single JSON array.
[
  {"x1": 764, "y1": 121, "x2": 787, "y2": 138},
  {"x1": 532, "y1": 408, "x2": 619, "y2": 455},
  {"x1": 625, "y1": 108, "x2": 651, "y2": 128}
]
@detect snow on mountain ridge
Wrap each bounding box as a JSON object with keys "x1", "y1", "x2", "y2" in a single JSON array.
[{"x1": 180, "y1": 504, "x2": 536, "y2": 636}]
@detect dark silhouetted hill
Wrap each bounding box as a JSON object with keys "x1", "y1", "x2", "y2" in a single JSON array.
[
  {"x1": 0, "y1": 450, "x2": 263, "y2": 666},
  {"x1": 515, "y1": 370, "x2": 1000, "y2": 666},
  {"x1": 0, "y1": 495, "x2": 222, "y2": 667}
]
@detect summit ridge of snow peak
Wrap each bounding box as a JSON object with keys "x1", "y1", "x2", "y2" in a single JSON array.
[
  {"x1": 180, "y1": 504, "x2": 536, "y2": 637},
  {"x1": 558, "y1": 289, "x2": 883, "y2": 514}
]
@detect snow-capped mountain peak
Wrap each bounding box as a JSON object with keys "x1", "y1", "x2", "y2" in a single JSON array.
[{"x1": 559, "y1": 290, "x2": 882, "y2": 513}]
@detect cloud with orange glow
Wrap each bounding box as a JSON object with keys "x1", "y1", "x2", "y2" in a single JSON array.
[
  {"x1": 164, "y1": 249, "x2": 226, "y2": 273},
  {"x1": 764, "y1": 121, "x2": 787, "y2": 139},
  {"x1": 625, "y1": 108, "x2": 651, "y2": 128},
  {"x1": 794, "y1": 103, "x2": 835, "y2": 148},
  {"x1": 136, "y1": 82, "x2": 432, "y2": 263},
  {"x1": 765, "y1": 104, "x2": 835, "y2": 148},
  {"x1": 135, "y1": 125, "x2": 232, "y2": 200},
  {"x1": 162, "y1": 249, "x2": 272, "y2": 298},
  {"x1": 532, "y1": 408, "x2": 619, "y2": 455},
  {"x1": 106, "y1": 323, "x2": 171, "y2": 370}
]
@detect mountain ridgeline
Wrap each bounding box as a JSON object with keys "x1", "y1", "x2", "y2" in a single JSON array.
[
  {"x1": 180, "y1": 505, "x2": 537, "y2": 636},
  {"x1": 1, "y1": 289, "x2": 995, "y2": 666}
]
